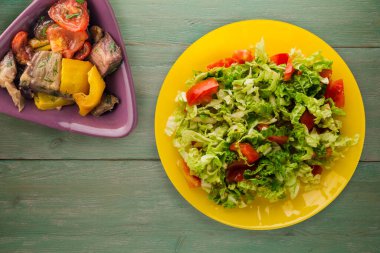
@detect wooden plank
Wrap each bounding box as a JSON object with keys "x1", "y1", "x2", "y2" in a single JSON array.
[
  {"x1": 0, "y1": 48, "x2": 378, "y2": 161},
  {"x1": 0, "y1": 0, "x2": 379, "y2": 48},
  {"x1": 0, "y1": 160, "x2": 378, "y2": 252}
]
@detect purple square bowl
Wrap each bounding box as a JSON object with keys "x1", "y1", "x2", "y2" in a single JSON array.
[{"x1": 0, "y1": 0, "x2": 137, "y2": 138}]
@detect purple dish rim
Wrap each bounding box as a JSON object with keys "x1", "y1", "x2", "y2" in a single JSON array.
[{"x1": 0, "y1": 0, "x2": 138, "y2": 138}]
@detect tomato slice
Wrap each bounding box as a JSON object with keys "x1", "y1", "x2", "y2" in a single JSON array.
[
  {"x1": 311, "y1": 165, "x2": 323, "y2": 176},
  {"x1": 186, "y1": 78, "x2": 219, "y2": 106},
  {"x1": 47, "y1": 24, "x2": 88, "y2": 58},
  {"x1": 230, "y1": 143, "x2": 260, "y2": 164},
  {"x1": 267, "y1": 136, "x2": 289, "y2": 145},
  {"x1": 226, "y1": 160, "x2": 250, "y2": 183},
  {"x1": 283, "y1": 58, "x2": 295, "y2": 81},
  {"x1": 74, "y1": 41, "x2": 92, "y2": 60},
  {"x1": 232, "y1": 49, "x2": 254, "y2": 63},
  {"x1": 270, "y1": 53, "x2": 289, "y2": 65},
  {"x1": 256, "y1": 123, "x2": 269, "y2": 131},
  {"x1": 48, "y1": 0, "x2": 89, "y2": 32},
  {"x1": 325, "y1": 79, "x2": 345, "y2": 108},
  {"x1": 182, "y1": 161, "x2": 201, "y2": 188},
  {"x1": 320, "y1": 69, "x2": 332, "y2": 80},
  {"x1": 300, "y1": 110, "x2": 315, "y2": 132}
]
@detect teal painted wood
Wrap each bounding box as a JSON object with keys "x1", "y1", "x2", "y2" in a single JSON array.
[
  {"x1": 0, "y1": 161, "x2": 379, "y2": 252},
  {"x1": 0, "y1": 0, "x2": 379, "y2": 252}
]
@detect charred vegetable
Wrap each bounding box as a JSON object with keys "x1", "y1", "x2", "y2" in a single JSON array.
[
  {"x1": 90, "y1": 25, "x2": 104, "y2": 44},
  {"x1": 11, "y1": 31, "x2": 34, "y2": 65},
  {"x1": 89, "y1": 33, "x2": 122, "y2": 76},
  {"x1": 33, "y1": 16, "x2": 54, "y2": 40},
  {"x1": 20, "y1": 51, "x2": 62, "y2": 95},
  {"x1": 91, "y1": 94, "x2": 119, "y2": 117}
]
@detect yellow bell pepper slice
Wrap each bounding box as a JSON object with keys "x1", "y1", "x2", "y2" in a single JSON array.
[
  {"x1": 36, "y1": 44, "x2": 52, "y2": 51},
  {"x1": 73, "y1": 66, "x2": 106, "y2": 116},
  {"x1": 34, "y1": 92, "x2": 74, "y2": 110},
  {"x1": 29, "y1": 38, "x2": 50, "y2": 49},
  {"x1": 60, "y1": 58, "x2": 93, "y2": 95}
]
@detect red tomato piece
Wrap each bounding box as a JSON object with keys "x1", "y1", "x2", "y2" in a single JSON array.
[
  {"x1": 326, "y1": 147, "x2": 333, "y2": 158},
  {"x1": 226, "y1": 160, "x2": 251, "y2": 183},
  {"x1": 300, "y1": 110, "x2": 315, "y2": 132},
  {"x1": 320, "y1": 69, "x2": 332, "y2": 80},
  {"x1": 229, "y1": 142, "x2": 238, "y2": 152},
  {"x1": 186, "y1": 78, "x2": 219, "y2": 106},
  {"x1": 239, "y1": 143, "x2": 260, "y2": 164},
  {"x1": 311, "y1": 165, "x2": 323, "y2": 176},
  {"x1": 48, "y1": 0, "x2": 89, "y2": 32},
  {"x1": 267, "y1": 136, "x2": 289, "y2": 145},
  {"x1": 206, "y1": 59, "x2": 225, "y2": 70},
  {"x1": 325, "y1": 79, "x2": 345, "y2": 108},
  {"x1": 74, "y1": 41, "x2": 92, "y2": 60},
  {"x1": 47, "y1": 24, "x2": 88, "y2": 58},
  {"x1": 230, "y1": 143, "x2": 260, "y2": 164},
  {"x1": 270, "y1": 53, "x2": 289, "y2": 65},
  {"x1": 283, "y1": 58, "x2": 295, "y2": 81},
  {"x1": 182, "y1": 161, "x2": 201, "y2": 188},
  {"x1": 232, "y1": 49, "x2": 254, "y2": 64},
  {"x1": 224, "y1": 57, "x2": 239, "y2": 67},
  {"x1": 11, "y1": 31, "x2": 33, "y2": 65},
  {"x1": 256, "y1": 123, "x2": 269, "y2": 131}
]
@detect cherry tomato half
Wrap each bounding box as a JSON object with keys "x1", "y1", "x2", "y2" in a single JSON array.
[
  {"x1": 48, "y1": 0, "x2": 89, "y2": 32},
  {"x1": 74, "y1": 41, "x2": 92, "y2": 60}
]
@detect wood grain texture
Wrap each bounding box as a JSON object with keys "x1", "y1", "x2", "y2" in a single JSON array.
[
  {"x1": 0, "y1": 0, "x2": 379, "y2": 252},
  {"x1": 0, "y1": 160, "x2": 379, "y2": 253}
]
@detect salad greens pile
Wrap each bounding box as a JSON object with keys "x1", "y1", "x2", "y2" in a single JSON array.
[{"x1": 166, "y1": 40, "x2": 358, "y2": 208}]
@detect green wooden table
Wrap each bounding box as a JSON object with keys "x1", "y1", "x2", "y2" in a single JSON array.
[{"x1": 0, "y1": 0, "x2": 379, "y2": 252}]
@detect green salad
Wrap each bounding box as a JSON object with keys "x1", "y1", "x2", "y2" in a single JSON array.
[{"x1": 166, "y1": 40, "x2": 358, "y2": 208}]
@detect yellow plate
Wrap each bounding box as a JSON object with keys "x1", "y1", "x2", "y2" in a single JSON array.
[{"x1": 155, "y1": 20, "x2": 365, "y2": 230}]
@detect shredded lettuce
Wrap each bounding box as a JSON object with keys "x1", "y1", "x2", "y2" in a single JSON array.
[{"x1": 165, "y1": 40, "x2": 358, "y2": 208}]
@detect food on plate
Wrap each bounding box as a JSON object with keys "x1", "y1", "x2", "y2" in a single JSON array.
[
  {"x1": 0, "y1": 51, "x2": 24, "y2": 111},
  {"x1": 166, "y1": 39, "x2": 358, "y2": 208},
  {"x1": 89, "y1": 33, "x2": 123, "y2": 77},
  {"x1": 0, "y1": 0, "x2": 122, "y2": 116},
  {"x1": 20, "y1": 51, "x2": 62, "y2": 94}
]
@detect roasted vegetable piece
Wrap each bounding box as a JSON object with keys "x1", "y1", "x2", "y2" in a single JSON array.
[
  {"x1": 60, "y1": 58, "x2": 93, "y2": 95},
  {"x1": 33, "y1": 17, "x2": 54, "y2": 40},
  {"x1": 48, "y1": 0, "x2": 89, "y2": 32},
  {"x1": 89, "y1": 33, "x2": 122, "y2": 76},
  {"x1": 47, "y1": 24, "x2": 88, "y2": 59},
  {"x1": 0, "y1": 51, "x2": 24, "y2": 111},
  {"x1": 89, "y1": 25, "x2": 104, "y2": 44},
  {"x1": 91, "y1": 94, "x2": 119, "y2": 117},
  {"x1": 74, "y1": 41, "x2": 92, "y2": 60},
  {"x1": 29, "y1": 38, "x2": 50, "y2": 49},
  {"x1": 36, "y1": 44, "x2": 52, "y2": 51},
  {"x1": 34, "y1": 92, "x2": 74, "y2": 110},
  {"x1": 20, "y1": 51, "x2": 62, "y2": 95},
  {"x1": 73, "y1": 66, "x2": 106, "y2": 116},
  {"x1": 11, "y1": 31, "x2": 34, "y2": 65}
]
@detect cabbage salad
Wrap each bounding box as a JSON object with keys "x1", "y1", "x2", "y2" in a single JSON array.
[{"x1": 166, "y1": 39, "x2": 358, "y2": 208}]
